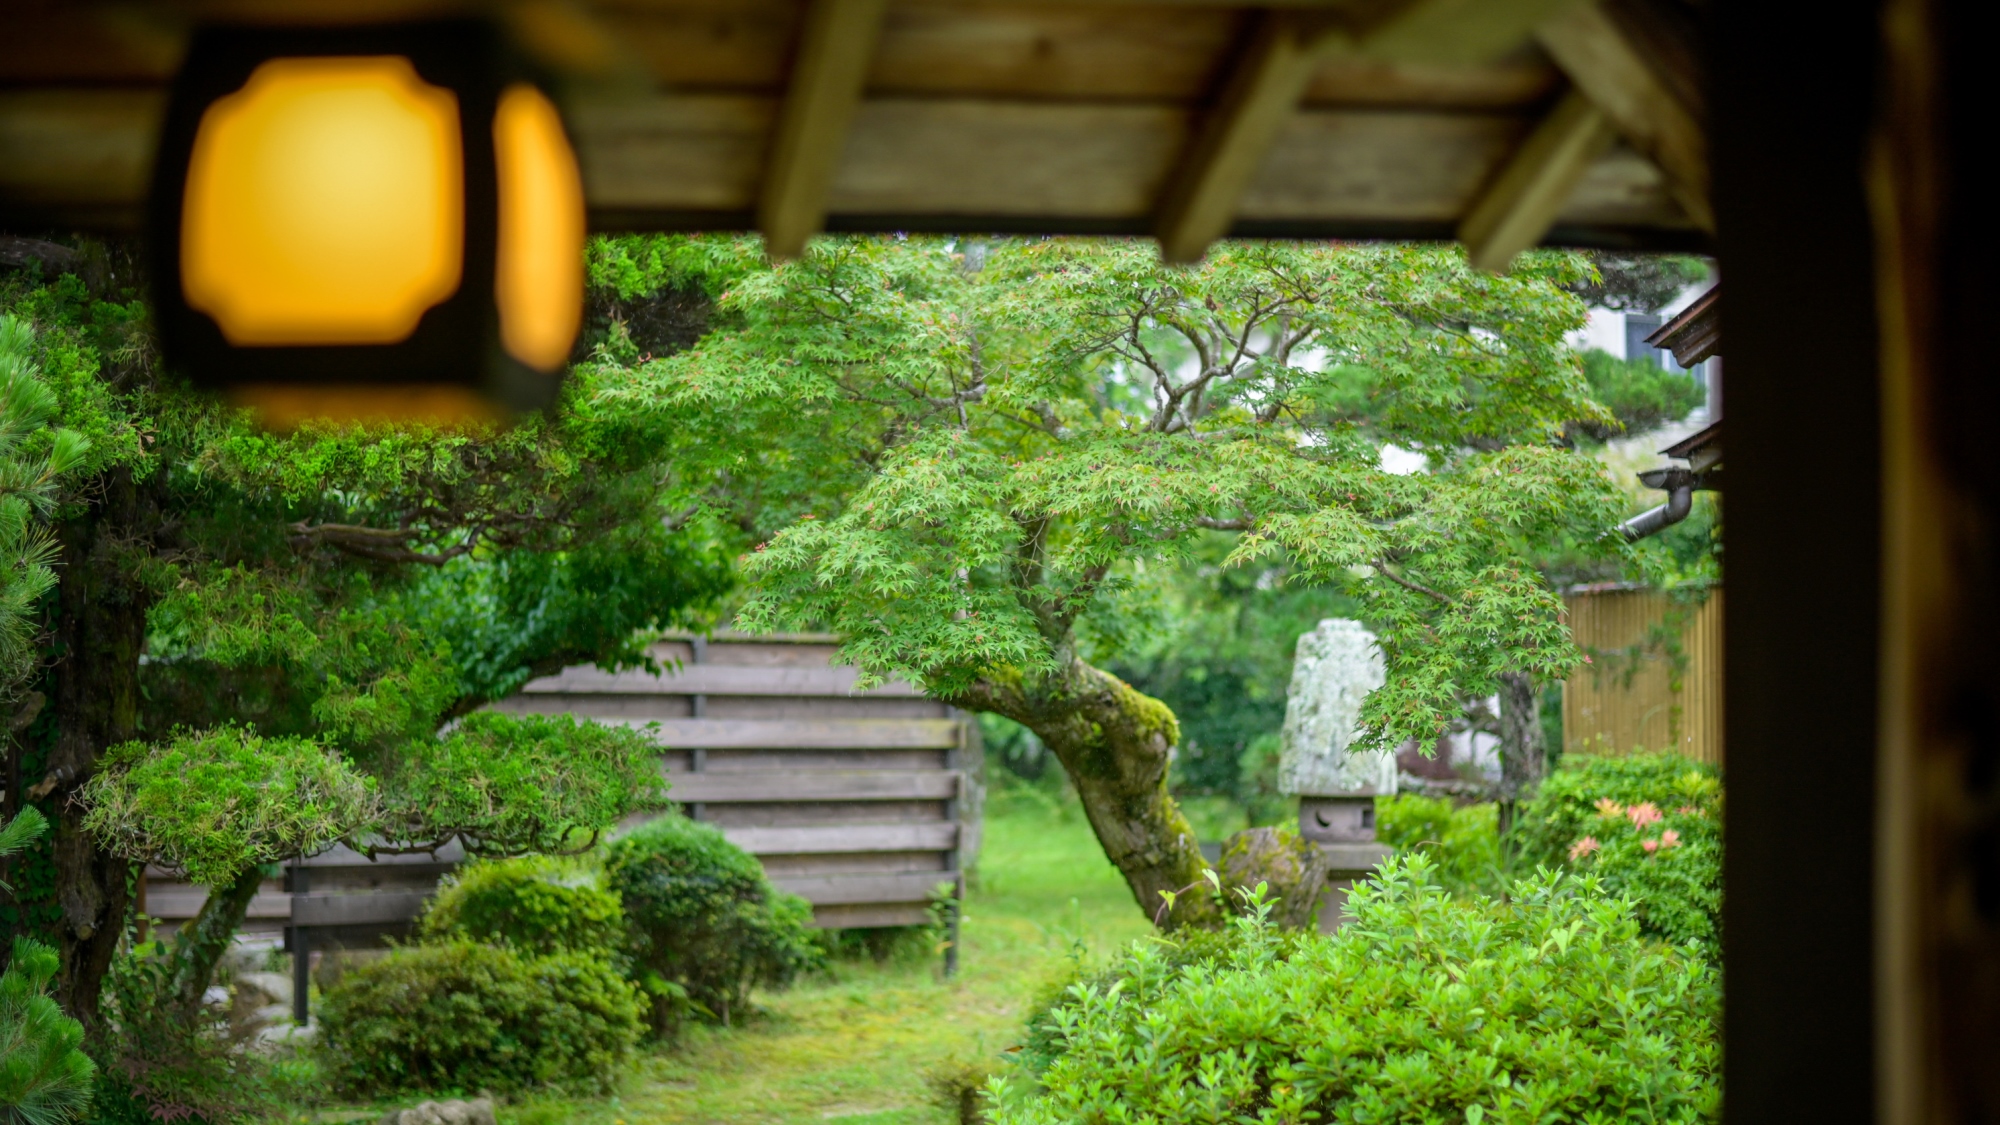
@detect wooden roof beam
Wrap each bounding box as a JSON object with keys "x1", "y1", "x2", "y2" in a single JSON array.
[
  {"x1": 757, "y1": 0, "x2": 888, "y2": 261},
  {"x1": 1457, "y1": 87, "x2": 1618, "y2": 272},
  {"x1": 1535, "y1": 0, "x2": 1712, "y2": 231},
  {"x1": 1154, "y1": 13, "x2": 1327, "y2": 265},
  {"x1": 1154, "y1": 0, "x2": 1589, "y2": 265}
]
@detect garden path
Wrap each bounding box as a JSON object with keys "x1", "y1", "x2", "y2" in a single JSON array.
[{"x1": 501, "y1": 794, "x2": 1150, "y2": 1125}]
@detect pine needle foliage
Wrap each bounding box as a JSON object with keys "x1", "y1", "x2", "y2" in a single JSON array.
[
  {"x1": 374, "y1": 711, "x2": 669, "y2": 857},
  {"x1": 0, "y1": 314, "x2": 88, "y2": 698},
  {"x1": 1, "y1": 809, "x2": 92, "y2": 1125},
  {"x1": 78, "y1": 726, "x2": 374, "y2": 886},
  {"x1": 1, "y1": 937, "x2": 95, "y2": 1125}
]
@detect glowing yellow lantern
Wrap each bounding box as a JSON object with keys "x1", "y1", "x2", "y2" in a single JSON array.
[{"x1": 151, "y1": 24, "x2": 584, "y2": 427}]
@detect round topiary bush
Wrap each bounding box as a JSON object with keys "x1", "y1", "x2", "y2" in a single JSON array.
[
  {"x1": 419, "y1": 855, "x2": 625, "y2": 959},
  {"x1": 316, "y1": 940, "x2": 642, "y2": 1097},
  {"x1": 603, "y1": 814, "x2": 821, "y2": 1033},
  {"x1": 994, "y1": 855, "x2": 1719, "y2": 1125}
]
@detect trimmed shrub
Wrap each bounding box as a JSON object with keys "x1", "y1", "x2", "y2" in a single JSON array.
[
  {"x1": 1375, "y1": 793, "x2": 1500, "y2": 897},
  {"x1": 419, "y1": 856, "x2": 624, "y2": 959},
  {"x1": 1516, "y1": 752, "x2": 1722, "y2": 951},
  {"x1": 316, "y1": 941, "x2": 641, "y2": 1097},
  {"x1": 604, "y1": 815, "x2": 820, "y2": 1033},
  {"x1": 995, "y1": 855, "x2": 1719, "y2": 1125}
]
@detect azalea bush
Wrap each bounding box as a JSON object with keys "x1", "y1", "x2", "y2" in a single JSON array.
[
  {"x1": 993, "y1": 855, "x2": 1719, "y2": 1125},
  {"x1": 1375, "y1": 793, "x2": 1501, "y2": 897},
  {"x1": 1516, "y1": 752, "x2": 1722, "y2": 951}
]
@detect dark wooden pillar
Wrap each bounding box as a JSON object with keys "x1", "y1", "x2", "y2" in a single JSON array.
[{"x1": 1711, "y1": 0, "x2": 1883, "y2": 1119}]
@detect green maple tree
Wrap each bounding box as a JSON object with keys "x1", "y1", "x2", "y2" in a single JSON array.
[{"x1": 598, "y1": 236, "x2": 1631, "y2": 925}]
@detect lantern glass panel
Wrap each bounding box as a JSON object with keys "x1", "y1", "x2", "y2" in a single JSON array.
[
  {"x1": 493, "y1": 82, "x2": 584, "y2": 373},
  {"x1": 180, "y1": 55, "x2": 464, "y2": 346}
]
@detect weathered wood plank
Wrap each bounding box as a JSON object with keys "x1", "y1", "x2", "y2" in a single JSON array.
[
  {"x1": 587, "y1": 95, "x2": 1684, "y2": 228},
  {"x1": 292, "y1": 891, "x2": 432, "y2": 928},
  {"x1": 760, "y1": 0, "x2": 890, "y2": 257},
  {"x1": 1457, "y1": 88, "x2": 1618, "y2": 271},
  {"x1": 1, "y1": 88, "x2": 1694, "y2": 242},
  {"x1": 1241, "y1": 108, "x2": 1521, "y2": 220},
  {"x1": 1344, "y1": 0, "x2": 1586, "y2": 67},
  {"x1": 807, "y1": 902, "x2": 932, "y2": 929},
  {"x1": 1303, "y1": 51, "x2": 1561, "y2": 109},
  {"x1": 667, "y1": 769, "x2": 960, "y2": 802},
  {"x1": 769, "y1": 870, "x2": 955, "y2": 906},
  {"x1": 698, "y1": 748, "x2": 948, "y2": 772},
  {"x1": 758, "y1": 850, "x2": 949, "y2": 876},
  {"x1": 721, "y1": 822, "x2": 958, "y2": 854},
  {"x1": 573, "y1": 92, "x2": 774, "y2": 215},
  {"x1": 146, "y1": 890, "x2": 291, "y2": 921},
  {"x1": 619, "y1": 717, "x2": 961, "y2": 749},
  {"x1": 702, "y1": 696, "x2": 947, "y2": 720},
  {"x1": 830, "y1": 98, "x2": 1184, "y2": 216},
  {"x1": 695, "y1": 799, "x2": 949, "y2": 827},
  {"x1": 519, "y1": 663, "x2": 923, "y2": 697}
]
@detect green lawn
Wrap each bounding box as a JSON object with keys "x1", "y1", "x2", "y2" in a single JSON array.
[{"x1": 486, "y1": 797, "x2": 1152, "y2": 1125}]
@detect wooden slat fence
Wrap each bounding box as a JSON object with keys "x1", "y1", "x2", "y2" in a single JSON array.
[
  {"x1": 498, "y1": 634, "x2": 982, "y2": 930},
  {"x1": 142, "y1": 633, "x2": 982, "y2": 962},
  {"x1": 1562, "y1": 585, "x2": 1724, "y2": 765}
]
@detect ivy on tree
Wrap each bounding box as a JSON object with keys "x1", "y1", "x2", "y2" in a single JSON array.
[{"x1": 602, "y1": 237, "x2": 1630, "y2": 927}]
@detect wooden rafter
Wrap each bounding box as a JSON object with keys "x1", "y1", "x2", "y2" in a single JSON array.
[
  {"x1": 1152, "y1": 0, "x2": 1590, "y2": 264},
  {"x1": 1353, "y1": 0, "x2": 1589, "y2": 66},
  {"x1": 1154, "y1": 13, "x2": 1329, "y2": 265},
  {"x1": 1535, "y1": 0, "x2": 1713, "y2": 230},
  {"x1": 757, "y1": 0, "x2": 888, "y2": 260},
  {"x1": 1457, "y1": 88, "x2": 1617, "y2": 272}
]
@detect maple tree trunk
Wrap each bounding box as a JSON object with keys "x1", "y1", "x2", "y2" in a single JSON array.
[
  {"x1": 1496, "y1": 670, "x2": 1547, "y2": 839},
  {"x1": 953, "y1": 659, "x2": 1223, "y2": 928}
]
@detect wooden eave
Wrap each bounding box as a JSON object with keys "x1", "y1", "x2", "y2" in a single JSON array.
[
  {"x1": 1647, "y1": 282, "x2": 1721, "y2": 365},
  {"x1": 0, "y1": 0, "x2": 1714, "y2": 260}
]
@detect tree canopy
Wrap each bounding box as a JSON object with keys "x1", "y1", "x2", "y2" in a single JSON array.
[
  {"x1": 593, "y1": 236, "x2": 1633, "y2": 923},
  {"x1": 0, "y1": 254, "x2": 728, "y2": 1023}
]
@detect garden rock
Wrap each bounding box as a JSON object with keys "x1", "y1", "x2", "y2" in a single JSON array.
[
  {"x1": 1217, "y1": 826, "x2": 1328, "y2": 929},
  {"x1": 1278, "y1": 619, "x2": 1396, "y2": 797},
  {"x1": 377, "y1": 1098, "x2": 496, "y2": 1125}
]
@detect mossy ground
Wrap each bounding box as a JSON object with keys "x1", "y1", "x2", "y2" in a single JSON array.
[{"x1": 304, "y1": 793, "x2": 1152, "y2": 1125}]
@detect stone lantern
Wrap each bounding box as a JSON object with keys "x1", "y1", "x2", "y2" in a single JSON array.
[{"x1": 1279, "y1": 618, "x2": 1397, "y2": 930}]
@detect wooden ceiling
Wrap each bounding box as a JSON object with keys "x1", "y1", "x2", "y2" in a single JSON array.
[{"x1": 0, "y1": 0, "x2": 1711, "y2": 265}]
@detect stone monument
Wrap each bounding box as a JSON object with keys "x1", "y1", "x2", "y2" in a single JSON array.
[{"x1": 1279, "y1": 618, "x2": 1397, "y2": 930}]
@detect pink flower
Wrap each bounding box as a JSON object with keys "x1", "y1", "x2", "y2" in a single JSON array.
[
  {"x1": 1627, "y1": 802, "x2": 1664, "y2": 829},
  {"x1": 1642, "y1": 838, "x2": 1660, "y2": 854},
  {"x1": 1660, "y1": 829, "x2": 1682, "y2": 849},
  {"x1": 1594, "y1": 798, "x2": 1624, "y2": 819},
  {"x1": 1676, "y1": 806, "x2": 1698, "y2": 816},
  {"x1": 1569, "y1": 836, "x2": 1601, "y2": 861}
]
